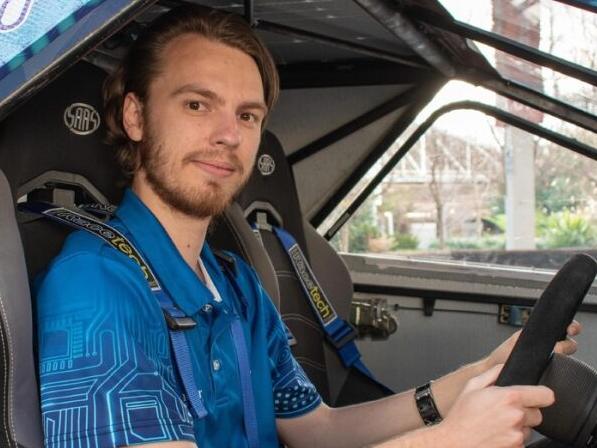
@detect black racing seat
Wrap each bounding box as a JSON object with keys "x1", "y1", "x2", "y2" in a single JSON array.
[
  {"x1": 0, "y1": 61, "x2": 122, "y2": 448},
  {"x1": 210, "y1": 132, "x2": 393, "y2": 406}
]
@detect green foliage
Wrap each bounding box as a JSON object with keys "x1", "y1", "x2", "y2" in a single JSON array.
[
  {"x1": 485, "y1": 213, "x2": 506, "y2": 233},
  {"x1": 485, "y1": 209, "x2": 596, "y2": 249},
  {"x1": 391, "y1": 233, "x2": 419, "y2": 250},
  {"x1": 540, "y1": 211, "x2": 596, "y2": 249},
  {"x1": 346, "y1": 203, "x2": 380, "y2": 253},
  {"x1": 536, "y1": 177, "x2": 582, "y2": 214}
]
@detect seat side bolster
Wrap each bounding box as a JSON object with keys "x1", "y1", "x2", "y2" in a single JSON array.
[
  {"x1": 0, "y1": 170, "x2": 43, "y2": 447},
  {"x1": 302, "y1": 219, "x2": 353, "y2": 320},
  {"x1": 215, "y1": 203, "x2": 281, "y2": 310}
]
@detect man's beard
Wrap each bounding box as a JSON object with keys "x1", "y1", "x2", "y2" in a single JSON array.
[{"x1": 139, "y1": 132, "x2": 248, "y2": 219}]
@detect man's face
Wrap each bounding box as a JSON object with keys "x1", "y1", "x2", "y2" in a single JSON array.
[{"x1": 128, "y1": 34, "x2": 267, "y2": 218}]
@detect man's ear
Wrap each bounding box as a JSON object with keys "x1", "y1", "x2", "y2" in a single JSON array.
[{"x1": 122, "y1": 92, "x2": 144, "y2": 142}]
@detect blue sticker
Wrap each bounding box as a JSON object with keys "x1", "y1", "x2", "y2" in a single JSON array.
[{"x1": 0, "y1": 0, "x2": 105, "y2": 80}]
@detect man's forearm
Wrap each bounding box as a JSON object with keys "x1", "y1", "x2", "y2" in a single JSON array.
[
  {"x1": 329, "y1": 357, "x2": 489, "y2": 446},
  {"x1": 280, "y1": 398, "x2": 446, "y2": 448},
  {"x1": 280, "y1": 357, "x2": 490, "y2": 448}
]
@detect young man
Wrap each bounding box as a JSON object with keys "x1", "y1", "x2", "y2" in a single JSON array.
[{"x1": 36, "y1": 6, "x2": 580, "y2": 448}]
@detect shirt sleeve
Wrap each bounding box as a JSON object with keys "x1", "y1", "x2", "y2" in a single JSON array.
[
  {"x1": 36, "y1": 250, "x2": 196, "y2": 447},
  {"x1": 258, "y1": 282, "x2": 321, "y2": 418}
]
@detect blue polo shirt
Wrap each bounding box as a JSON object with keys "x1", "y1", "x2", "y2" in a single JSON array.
[{"x1": 36, "y1": 189, "x2": 321, "y2": 447}]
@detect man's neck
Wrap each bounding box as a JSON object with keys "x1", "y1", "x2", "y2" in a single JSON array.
[{"x1": 132, "y1": 176, "x2": 210, "y2": 278}]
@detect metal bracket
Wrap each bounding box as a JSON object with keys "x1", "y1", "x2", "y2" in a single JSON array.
[
  {"x1": 423, "y1": 298, "x2": 436, "y2": 317},
  {"x1": 498, "y1": 304, "x2": 532, "y2": 327},
  {"x1": 350, "y1": 298, "x2": 398, "y2": 340}
]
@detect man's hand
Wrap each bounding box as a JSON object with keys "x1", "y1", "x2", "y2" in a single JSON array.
[
  {"x1": 487, "y1": 320, "x2": 582, "y2": 368},
  {"x1": 436, "y1": 365, "x2": 555, "y2": 448}
]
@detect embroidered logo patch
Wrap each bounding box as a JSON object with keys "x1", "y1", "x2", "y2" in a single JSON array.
[{"x1": 64, "y1": 102, "x2": 101, "y2": 135}]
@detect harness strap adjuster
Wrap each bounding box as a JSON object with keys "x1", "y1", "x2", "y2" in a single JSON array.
[
  {"x1": 163, "y1": 310, "x2": 197, "y2": 330},
  {"x1": 327, "y1": 320, "x2": 358, "y2": 350}
]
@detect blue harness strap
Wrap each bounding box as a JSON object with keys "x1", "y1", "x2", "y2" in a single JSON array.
[
  {"x1": 217, "y1": 254, "x2": 260, "y2": 448},
  {"x1": 231, "y1": 319, "x2": 260, "y2": 448},
  {"x1": 271, "y1": 226, "x2": 393, "y2": 394},
  {"x1": 19, "y1": 201, "x2": 208, "y2": 419}
]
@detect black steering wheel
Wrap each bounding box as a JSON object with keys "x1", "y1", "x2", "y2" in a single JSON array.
[{"x1": 495, "y1": 253, "x2": 597, "y2": 447}]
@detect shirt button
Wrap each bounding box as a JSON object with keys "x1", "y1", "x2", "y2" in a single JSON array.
[
  {"x1": 202, "y1": 304, "x2": 213, "y2": 313},
  {"x1": 212, "y1": 359, "x2": 221, "y2": 371}
]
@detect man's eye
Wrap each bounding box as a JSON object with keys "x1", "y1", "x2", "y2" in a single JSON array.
[
  {"x1": 187, "y1": 101, "x2": 203, "y2": 111},
  {"x1": 240, "y1": 112, "x2": 259, "y2": 123}
]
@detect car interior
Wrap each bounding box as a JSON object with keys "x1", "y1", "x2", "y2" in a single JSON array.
[{"x1": 0, "y1": 1, "x2": 596, "y2": 447}]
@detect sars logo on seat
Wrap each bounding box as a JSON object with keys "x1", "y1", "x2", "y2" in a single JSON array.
[
  {"x1": 257, "y1": 154, "x2": 276, "y2": 176},
  {"x1": 64, "y1": 103, "x2": 101, "y2": 135},
  {"x1": 0, "y1": 0, "x2": 34, "y2": 32}
]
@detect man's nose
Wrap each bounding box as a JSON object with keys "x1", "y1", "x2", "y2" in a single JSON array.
[{"x1": 210, "y1": 111, "x2": 241, "y2": 148}]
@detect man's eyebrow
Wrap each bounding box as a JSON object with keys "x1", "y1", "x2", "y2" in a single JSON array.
[
  {"x1": 239, "y1": 101, "x2": 268, "y2": 116},
  {"x1": 170, "y1": 84, "x2": 223, "y2": 104},
  {"x1": 171, "y1": 83, "x2": 267, "y2": 114}
]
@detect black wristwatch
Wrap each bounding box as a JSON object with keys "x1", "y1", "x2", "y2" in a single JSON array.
[{"x1": 415, "y1": 382, "x2": 443, "y2": 426}]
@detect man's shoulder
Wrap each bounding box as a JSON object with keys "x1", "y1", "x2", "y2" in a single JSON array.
[
  {"x1": 48, "y1": 228, "x2": 121, "y2": 268},
  {"x1": 35, "y1": 227, "x2": 155, "y2": 325},
  {"x1": 37, "y1": 227, "x2": 146, "y2": 293}
]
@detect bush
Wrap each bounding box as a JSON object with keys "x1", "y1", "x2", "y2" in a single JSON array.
[
  {"x1": 485, "y1": 213, "x2": 506, "y2": 233},
  {"x1": 347, "y1": 207, "x2": 380, "y2": 253},
  {"x1": 391, "y1": 233, "x2": 419, "y2": 250},
  {"x1": 541, "y1": 211, "x2": 596, "y2": 249}
]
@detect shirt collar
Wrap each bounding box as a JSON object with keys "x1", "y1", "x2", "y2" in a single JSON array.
[{"x1": 114, "y1": 188, "x2": 228, "y2": 316}]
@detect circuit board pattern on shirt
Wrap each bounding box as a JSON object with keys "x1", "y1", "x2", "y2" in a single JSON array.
[
  {"x1": 271, "y1": 330, "x2": 321, "y2": 417},
  {"x1": 39, "y1": 292, "x2": 195, "y2": 447}
]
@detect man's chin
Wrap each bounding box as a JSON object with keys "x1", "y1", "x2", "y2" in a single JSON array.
[
  {"x1": 167, "y1": 189, "x2": 235, "y2": 219},
  {"x1": 146, "y1": 169, "x2": 243, "y2": 219}
]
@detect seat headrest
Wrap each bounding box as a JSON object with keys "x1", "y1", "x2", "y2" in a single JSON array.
[
  {"x1": 0, "y1": 61, "x2": 124, "y2": 203},
  {"x1": 237, "y1": 131, "x2": 309, "y2": 254},
  {"x1": 0, "y1": 61, "x2": 125, "y2": 279}
]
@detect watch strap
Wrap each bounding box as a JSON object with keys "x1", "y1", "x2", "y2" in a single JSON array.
[{"x1": 415, "y1": 381, "x2": 443, "y2": 426}]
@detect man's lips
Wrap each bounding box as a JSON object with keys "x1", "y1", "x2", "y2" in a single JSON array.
[{"x1": 190, "y1": 159, "x2": 237, "y2": 177}]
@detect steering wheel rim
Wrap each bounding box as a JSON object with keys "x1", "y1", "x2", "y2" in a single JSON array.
[{"x1": 495, "y1": 253, "x2": 597, "y2": 387}]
